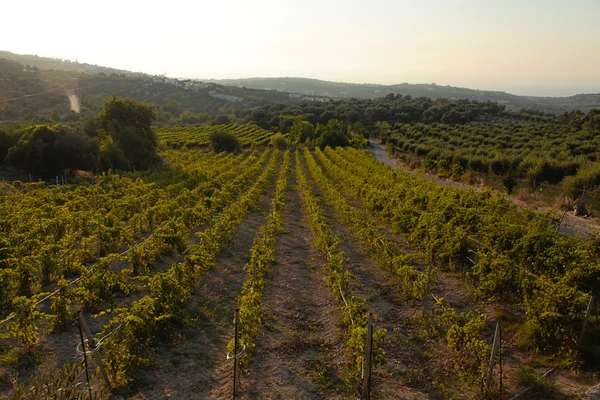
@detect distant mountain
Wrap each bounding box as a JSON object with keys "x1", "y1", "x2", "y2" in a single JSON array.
[{"x1": 210, "y1": 77, "x2": 600, "y2": 113}]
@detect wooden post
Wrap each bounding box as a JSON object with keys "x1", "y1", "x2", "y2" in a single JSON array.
[
  {"x1": 77, "y1": 322, "x2": 94, "y2": 400},
  {"x1": 361, "y1": 312, "x2": 374, "y2": 400},
  {"x1": 233, "y1": 308, "x2": 240, "y2": 399},
  {"x1": 486, "y1": 322, "x2": 501, "y2": 396},
  {"x1": 579, "y1": 295, "x2": 596, "y2": 345},
  {"x1": 556, "y1": 209, "x2": 568, "y2": 234},
  {"x1": 499, "y1": 323, "x2": 503, "y2": 399},
  {"x1": 77, "y1": 311, "x2": 111, "y2": 389}
]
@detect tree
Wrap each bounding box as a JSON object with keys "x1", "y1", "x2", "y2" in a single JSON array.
[
  {"x1": 315, "y1": 119, "x2": 349, "y2": 149},
  {"x1": 269, "y1": 133, "x2": 289, "y2": 149},
  {"x1": 4, "y1": 125, "x2": 98, "y2": 176},
  {"x1": 214, "y1": 114, "x2": 231, "y2": 125},
  {"x1": 289, "y1": 120, "x2": 314, "y2": 144},
  {"x1": 97, "y1": 95, "x2": 159, "y2": 170},
  {"x1": 50, "y1": 108, "x2": 61, "y2": 122},
  {"x1": 210, "y1": 131, "x2": 240, "y2": 153},
  {"x1": 0, "y1": 127, "x2": 21, "y2": 164}
]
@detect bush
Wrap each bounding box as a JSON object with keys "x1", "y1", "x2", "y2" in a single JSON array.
[
  {"x1": 4, "y1": 125, "x2": 99, "y2": 176},
  {"x1": 210, "y1": 131, "x2": 240, "y2": 153},
  {"x1": 269, "y1": 133, "x2": 289, "y2": 149},
  {"x1": 563, "y1": 164, "x2": 600, "y2": 199}
]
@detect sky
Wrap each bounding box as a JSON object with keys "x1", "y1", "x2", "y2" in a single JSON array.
[{"x1": 1, "y1": 0, "x2": 599, "y2": 96}]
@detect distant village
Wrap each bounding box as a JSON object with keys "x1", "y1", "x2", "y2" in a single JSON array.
[
  {"x1": 151, "y1": 75, "x2": 215, "y2": 91},
  {"x1": 151, "y1": 74, "x2": 328, "y2": 102}
]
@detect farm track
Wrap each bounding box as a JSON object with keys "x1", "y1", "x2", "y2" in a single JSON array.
[
  {"x1": 131, "y1": 165, "x2": 279, "y2": 400},
  {"x1": 241, "y1": 159, "x2": 346, "y2": 400},
  {"x1": 368, "y1": 139, "x2": 600, "y2": 238}
]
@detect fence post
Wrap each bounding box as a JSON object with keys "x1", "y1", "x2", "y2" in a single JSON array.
[
  {"x1": 486, "y1": 322, "x2": 501, "y2": 396},
  {"x1": 77, "y1": 310, "x2": 111, "y2": 389},
  {"x1": 579, "y1": 295, "x2": 596, "y2": 345},
  {"x1": 77, "y1": 321, "x2": 94, "y2": 400},
  {"x1": 361, "y1": 312, "x2": 374, "y2": 400},
  {"x1": 499, "y1": 323, "x2": 503, "y2": 399},
  {"x1": 233, "y1": 308, "x2": 240, "y2": 399}
]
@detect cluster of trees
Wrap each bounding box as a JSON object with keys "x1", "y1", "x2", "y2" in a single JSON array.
[
  {"x1": 378, "y1": 109, "x2": 600, "y2": 194},
  {"x1": 2, "y1": 95, "x2": 160, "y2": 177},
  {"x1": 236, "y1": 95, "x2": 507, "y2": 131}
]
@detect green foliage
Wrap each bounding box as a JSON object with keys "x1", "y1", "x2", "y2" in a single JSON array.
[
  {"x1": 209, "y1": 130, "x2": 240, "y2": 153},
  {"x1": 50, "y1": 108, "x2": 61, "y2": 122},
  {"x1": 9, "y1": 296, "x2": 42, "y2": 352},
  {"x1": 0, "y1": 127, "x2": 22, "y2": 164},
  {"x1": 4, "y1": 125, "x2": 99, "y2": 176},
  {"x1": 563, "y1": 164, "x2": 600, "y2": 199},
  {"x1": 269, "y1": 133, "x2": 288, "y2": 149},
  {"x1": 512, "y1": 364, "x2": 560, "y2": 398},
  {"x1": 380, "y1": 109, "x2": 600, "y2": 186},
  {"x1": 522, "y1": 279, "x2": 588, "y2": 355},
  {"x1": 316, "y1": 145, "x2": 600, "y2": 362},
  {"x1": 50, "y1": 279, "x2": 73, "y2": 332},
  {"x1": 238, "y1": 151, "x2": 290, "y2": 357},
  {"x1": 289, "y1": 119, "x2": 315, "y2": 144},
  {"x1": 315, "y1": 119, "x2": 349, "y2": 149},
  {"x1": 98, "y1": 95, "x2": 160, "y2": 170},
  {"x1": 7, "y1": 362, "x2": 110, "y2": 400}
]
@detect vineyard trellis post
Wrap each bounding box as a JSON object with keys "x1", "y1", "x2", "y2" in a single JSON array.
[
  {"x1": 77, "y1": 320, "x2": 94, "y2": 400},
  {"x1": 361, "y1": 312, "x2": 374, "y2": 400},
  {"x1": 77, "y1": 310, "x2": 111, "y2": 389},
  {"x1": 578, "y1": 295, "x2": 596, "y2": 345},
  {"x1": 486, "y1": 322, "x2": 501, "y2": 398},
  {"x1": 499, "y1": 322, "x2": 503, "y2": 399},
  {"x1": 232, "y1": 308, "x2": 240, "y2": 399}
]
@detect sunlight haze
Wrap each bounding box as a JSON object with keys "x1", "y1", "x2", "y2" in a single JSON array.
[{"x1": 1, "y1": 0, "x2": 599, "y2": 96}]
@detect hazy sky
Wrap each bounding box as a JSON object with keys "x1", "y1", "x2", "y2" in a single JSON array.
[{"x1": 1, "y1": 0, "x2": 599, "y2": 96}]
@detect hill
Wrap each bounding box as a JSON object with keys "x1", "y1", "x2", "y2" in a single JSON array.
[
  {"x1": 211, "y1": 77, "x2": 600, "y2": 113},
  {"x1": 0, "y1": 50, "x2": 142, "y2": 78},
  {"x1": 0, "y1": 56, "x2": 295, "y2": 123}
]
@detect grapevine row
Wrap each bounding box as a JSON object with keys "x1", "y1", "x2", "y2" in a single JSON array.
[{"x1": 296, "y1": 151, "x2": 384, "y2": 381}]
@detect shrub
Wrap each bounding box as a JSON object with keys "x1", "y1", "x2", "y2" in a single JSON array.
[
  {"x1": 269, "y1": 133, "x2": 289, "y2": 149},
  {"x1": 209, "y1": 131, "x2": 240, "y2": 153}
]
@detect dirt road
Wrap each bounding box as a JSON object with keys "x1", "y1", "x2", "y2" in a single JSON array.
[{"x1": 367, "y1": 139, "x2": 600, "y2": 238}]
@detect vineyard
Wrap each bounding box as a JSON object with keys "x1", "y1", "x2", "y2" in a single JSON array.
[
  {"x1": 157, "y1": 124, "x2": 285, "y2": 148},
  {"x1": 1, "y1": 145, "x2": 599, "y2": 399}
]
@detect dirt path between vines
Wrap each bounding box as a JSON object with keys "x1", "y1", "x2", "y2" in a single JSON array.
[
  {"x1": 129, "y1": 174, "x2": 278, "y2": 400},
  {"x1": 367, "y1": 139, "x2": 600, "y2": 238},
  {"x1": 240, "y1": 159, "x2": 346, "y2": 399},
  {"x1": 301, "y1": 155, "x2": 428, "y2": 399}
]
